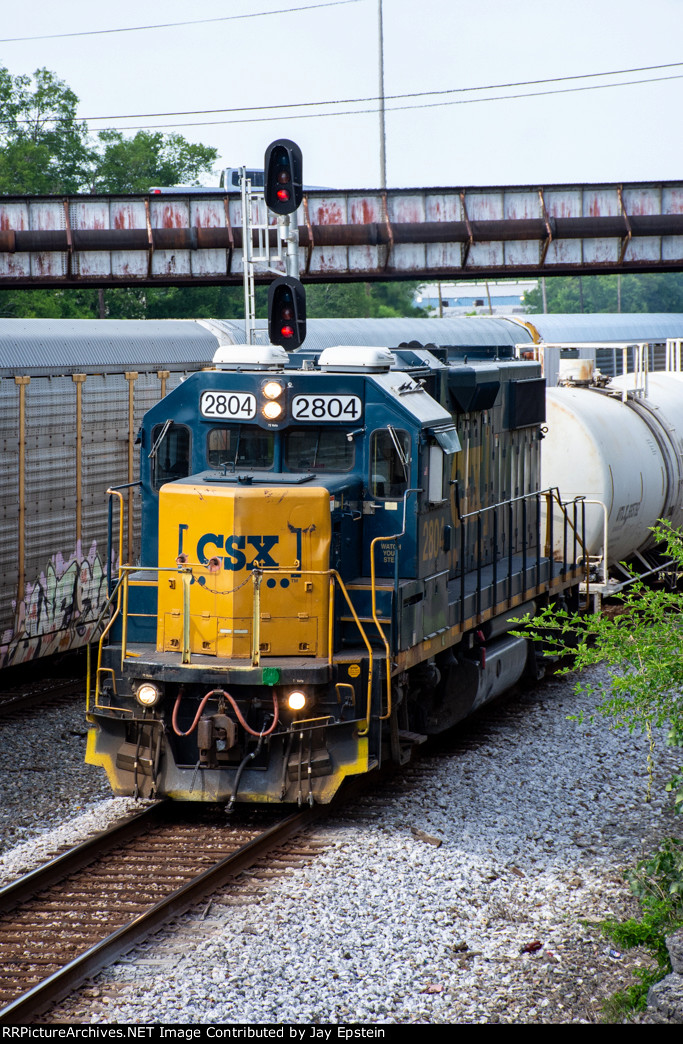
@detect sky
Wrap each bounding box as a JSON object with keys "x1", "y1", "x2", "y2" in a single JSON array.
[{"x1": 1, "y1": 0, "x2": 682, "y2": 191}]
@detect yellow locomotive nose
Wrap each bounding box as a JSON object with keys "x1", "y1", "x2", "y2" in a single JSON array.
[{"x1": 156, "y1": 483, "x2": 332, "y2": 661}]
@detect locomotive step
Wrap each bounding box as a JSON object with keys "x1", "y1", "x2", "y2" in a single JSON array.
[{"x1": 397, "y1": 730, "x2": 428, "y2": 746}]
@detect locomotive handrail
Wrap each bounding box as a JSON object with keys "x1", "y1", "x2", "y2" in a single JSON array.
[
  {"x1": 330, "y1": 568, "x2": 374, "y2": 735},
  {"x1": 454, "y1": 486, "x2": 588, "y2": 620},
  {"x1": 90, "y1": 575, "x2": 144, "y2": 714},
  {"x1": 545, "y1": 490, "x2": 591, "y2": 597},
  {"x1": 369, "y1": 488, "x2": 422, "y2": 723},
  {"x1": 456, "y1": 484, "x2": 570, "y2": 521},
  {"x1": 258, "y1": 566, "x2": 375, "y2": 735},
  {"x1": 117, "y1": 563, "x2": 282, "y2": 671},
  {"x1": 106, "y1": 483, "x2": 141, "y2": 594},
  {"x1": 114, "y1": 563, "x2": 376, "y2": 734},
  {"x1": 456, "y1": 485, "x2": 588, "y2": 563},
  {"x1": 107, "y1": 488, "x2": 125, "y2": 594},
  {"x1": 86, "y1": 572, "x2": 125, "y2": 712},
  {"x1": 117, "y1": 564, "x2": 208, "y2": 669}
]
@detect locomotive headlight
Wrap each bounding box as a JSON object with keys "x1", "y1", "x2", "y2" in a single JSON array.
[
  {"x1": 287, "y1": 690, "x2": 307, "y2": 712},
  {"x1": 262, "y1": 381, "x2": 284, "y2": 400},
  {"x1": 263, "y1": 401, "x2": 283, "y2": 420},
  {"x1": 136, "y1": 682, "x2": 160, "y2": 707}
]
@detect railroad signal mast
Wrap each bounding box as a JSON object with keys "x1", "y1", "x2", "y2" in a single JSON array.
[{"x1": 240, "y1": 139, "x2": 307, "y2": 349}]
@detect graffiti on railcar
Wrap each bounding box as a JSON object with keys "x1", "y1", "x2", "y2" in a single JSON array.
[{"x1": 0, "y1": 542, "x2": 108, "y2": 667}]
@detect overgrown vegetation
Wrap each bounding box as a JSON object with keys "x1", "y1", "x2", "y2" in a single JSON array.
[
  {"x1": 523, "y1": 272, "x2": 683, "y2": 314},
  {"x1": 600, "y1": 839, "x2": 683, "y2": 1016},
  {"x1": 520, "y1": 521, "x2": 683, "y2": 1013}
]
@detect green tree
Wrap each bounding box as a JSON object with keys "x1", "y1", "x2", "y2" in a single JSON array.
[
  {"x1": 0, "y1": 62, "x2": 221, "y2": 320},
  {"x1": 524, "y1": 273, "x2": 683, "y2": 313},
  {"x1": 0, "y1": 62, "x2": 428, "y2": 323},
  {"x1": 0, "y1": 64, "x2": 218, "y2": 196},
  {"x1": 98, "y1": 286, "x2": 246, "y2": 321},
  {"x1": 92, "y1": 130, "x2": 217, "y2": 193},
  {"x1": 371, "y1": 281, "x2": 427, "y2": 317},
  {"x1": 0, "y1": 287, "x2": 99, "y2": 319},
  {"x1": 0, "y1": 67, "x2": 94, "y2": 194},
  {"x1": 306, "y1": 281, "x2": 426, "y2": 319},
  {"x1": 97, "y1": 282, "x2": 426, "y2": 322}
]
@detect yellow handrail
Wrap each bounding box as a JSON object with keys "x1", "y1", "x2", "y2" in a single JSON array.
[
  {"x1": 108, "y1": 562, "x2": 377, "y2": 735},
  {"x1": 86, "y1": 572, "x2": 125, "y2": 712},
  {"x1": 369, "y1": 535, "x2": 394, "y2": 722},
  {"x1": 366, "y1": 488, "x2": 421, "y2": 723},
  {"x1": 329, "y1": 569, "x2": 374, "y2": 736},
  {"x1": 107, "y1": 489, "x2": 126, "y2": 583},
  {"x1": 254, "y1": 565, "x2": 376, "y2": 736},
  {"x1": 95, "y1": 492, "x2": 378, "y2": 726}
]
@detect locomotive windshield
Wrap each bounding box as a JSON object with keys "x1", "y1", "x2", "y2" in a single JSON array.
[
  {"x1": 284, "y1": 428, "x2": 355, "y2": 472},
  {"x1": 370, "y1": 428, "x2": 410, "y2": 499},
  {"x1": 207, "y1": 425, "x2": 274, "y2": 470},
  {"x1": 151, "y1": 423, "x2": 191, "y2": 489}
]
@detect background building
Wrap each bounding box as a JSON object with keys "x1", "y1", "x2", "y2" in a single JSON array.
[{"x1": 415, "y1": 280, "x2": 537, "y2": 316}]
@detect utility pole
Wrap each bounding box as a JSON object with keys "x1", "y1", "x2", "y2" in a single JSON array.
[{"x1": 378, "y1": 0, "x2": 387, "y2": 189}]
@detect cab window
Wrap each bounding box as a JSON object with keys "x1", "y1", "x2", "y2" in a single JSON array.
[
  {"x1": 284, "y1": 429, "x2": 354, "y2": 472},
  {"x1": 208, "y1": 426, "x2": 274, "y2": 470},
  {"x1": 370, "y1": 428, "x2": 410, "y2": 499},
  {"x1": 151, "y1": 423, "x2": 191, "y2": 490}
]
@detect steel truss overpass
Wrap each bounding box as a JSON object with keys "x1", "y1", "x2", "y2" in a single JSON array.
[{"x1": 2, "y1": 181, "x2": 683, "y2": 288}]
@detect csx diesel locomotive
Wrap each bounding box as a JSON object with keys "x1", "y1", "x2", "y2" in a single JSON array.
[{"x1": 87, "y1": 341, "x2": 584, "y2": 805}]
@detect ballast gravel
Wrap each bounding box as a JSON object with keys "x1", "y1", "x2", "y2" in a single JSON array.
[
  {"x1": 0, "y1": 699, "x2": 135, "y2": 866},
  {"x1": 2, "y1": 667, "x2": 682, "y2": 1024}
]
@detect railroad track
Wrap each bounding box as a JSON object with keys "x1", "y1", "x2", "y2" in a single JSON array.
[
  {"x1": 0, "y1": 677, "x2": 83, "y2": 720},
  {"x1": 0, "y1": 679, "x2": 558, "y2": 1024},
  {"x1": 0, "y1": 801, "x2": 319, "y2": 1023}
]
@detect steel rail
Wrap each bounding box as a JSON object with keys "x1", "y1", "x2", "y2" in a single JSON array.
[
  {"x1": 0, "y1": 807, "x2": 317, "y2": 1024},
  {"x1": 0, "y1": 679, "x2": 84, "y2": 720},
  {"x1": 0, "y1": 803, "x2": 165, "y2": 912}
]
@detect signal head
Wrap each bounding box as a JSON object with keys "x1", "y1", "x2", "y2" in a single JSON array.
[
  {"x1": 264, "y1": 139, "x2": 303, "y2": 215},
  {"x1": 268, "y1": 276, "x2": 307, "y2": 349}
]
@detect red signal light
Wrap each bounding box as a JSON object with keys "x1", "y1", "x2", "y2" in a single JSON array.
[
  {"x1": 280, "y1": 324, "x2": 294, "y2": 339},
  {"x1": 276, "y1": 188, "x2": 290, "y2": 202}
]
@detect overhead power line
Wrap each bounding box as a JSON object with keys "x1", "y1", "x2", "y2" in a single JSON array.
[
  {"x1": 73, "y1": 60, "x2": 683, "y2": 123},
  {"x1": 74, "y1": 72, "x2": 683, "y2": 134},
  {"x1": 3, "y1": 59, "x2": 679, "y2": 133},
  {"x1": 0, "y1": 0, "x2": 361, "y2": 43}
]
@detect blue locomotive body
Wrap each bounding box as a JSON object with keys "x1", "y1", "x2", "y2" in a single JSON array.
[{"x1": 87, "y1": 342, "x2": 583, "y2": 805}]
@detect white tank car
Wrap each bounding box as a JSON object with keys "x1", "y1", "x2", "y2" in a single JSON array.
[{"x1": 542, "y1": 372, "x2": 683, "y2": 569}]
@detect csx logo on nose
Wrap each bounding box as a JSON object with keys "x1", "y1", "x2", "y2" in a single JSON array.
[{"x1": 197, "y1": 533, "x2": 279, "y2": 571}]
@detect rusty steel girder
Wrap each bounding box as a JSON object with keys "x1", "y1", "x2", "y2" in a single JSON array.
[{"x1": 1, "y1": 181, "x2": 683, "y2": 286}]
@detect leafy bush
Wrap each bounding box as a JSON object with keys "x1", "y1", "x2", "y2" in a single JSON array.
[{"x1": 599, "y1": 840, "x2": 683, "y2": 1015}]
